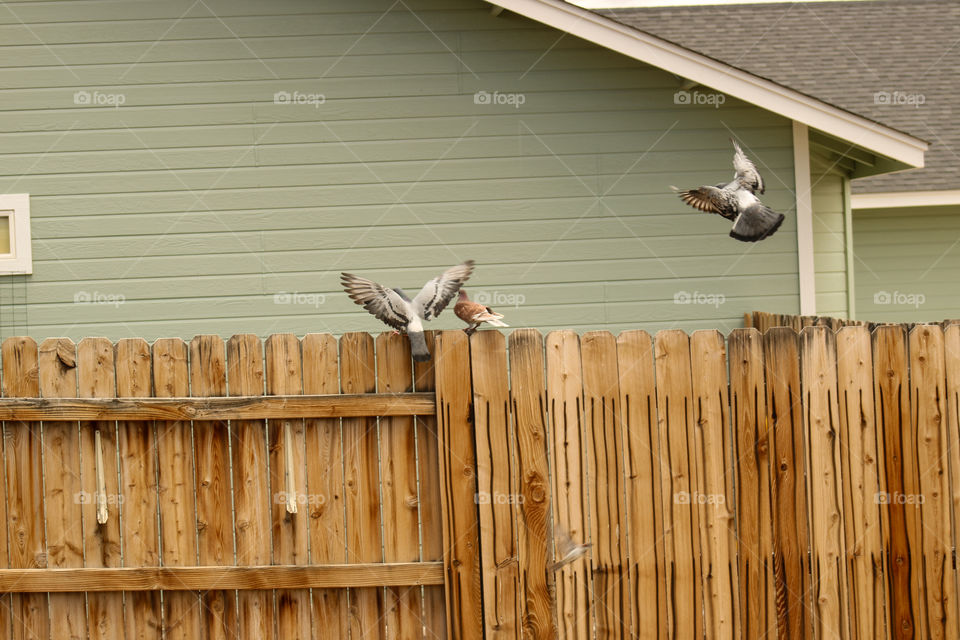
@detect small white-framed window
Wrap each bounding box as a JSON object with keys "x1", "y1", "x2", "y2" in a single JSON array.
[{"x1": 0, "y1": 194, "x2": 31, "y2": 275}]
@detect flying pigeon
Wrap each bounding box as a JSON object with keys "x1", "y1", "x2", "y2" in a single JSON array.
[
  {"x1": 674, "y1": 139, "x2": 784, "y2": 242},
  {"x1": 454, "y1": 290, "x2": 509, "y2": 335},
  {"x1": 548, "y1": 525, "x2": 592, "y2": 573},
  {"x1": 341, "y1": 261, "x2": 474, "y2": 361}
]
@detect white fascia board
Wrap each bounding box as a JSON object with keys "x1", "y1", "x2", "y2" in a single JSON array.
[
  {"x1": 851, "y1": 189, "x2": 960, "y2": 209},
  {"x1": 489, "y1": 0, "x2": 927, "y2": 168}
]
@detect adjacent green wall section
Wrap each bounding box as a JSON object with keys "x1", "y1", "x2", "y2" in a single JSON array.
[
  {"x1": 810, "y1": 151, "x2": 850, "y2": 319},
  {"x1": 854, "y1": 205, "x2": 960, "y2": 323},
  {"x1": 0, "y1": 0, "x2": 798, "y2": 340}
]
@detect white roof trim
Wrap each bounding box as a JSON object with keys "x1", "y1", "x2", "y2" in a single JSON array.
[
  {"x1": 851, "y1": 189, "x2": 960, "y2": 209},
  {"x1": 489, "y1": 0, "x2": 927, "y2": 168}
]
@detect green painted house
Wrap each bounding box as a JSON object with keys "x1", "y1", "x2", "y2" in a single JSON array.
[
  {"x1": 612, "y1": 0, "x2": 957, "y2": 324},
  {"x1": 0, "y1": 0, "x2": 927, "y2": 341}
]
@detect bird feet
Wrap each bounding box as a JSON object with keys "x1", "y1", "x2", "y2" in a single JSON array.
[{"x1": 463, "y1": 327, "x2": 477, "y2": 336}]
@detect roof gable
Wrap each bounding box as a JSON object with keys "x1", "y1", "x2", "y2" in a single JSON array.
[{"x1": 488, "y1": 0, "x2": 926, "y2": 171}]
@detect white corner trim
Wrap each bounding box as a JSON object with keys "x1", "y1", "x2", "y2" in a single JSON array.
[
  {"x1": 488, "y1": 0, "x2": 927, "y2": 167},
  {"x1": 793, "y1": 122, "x2": 815, "y2": 315},
  {"x1": 0, "y1": 194, "x2": 31, "y2": 275},
  {"x1": 851, "y1": 189, "x2": 960, "y2": 209}
]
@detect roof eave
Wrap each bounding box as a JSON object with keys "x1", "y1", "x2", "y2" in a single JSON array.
[{"x1": 488, "y1": 0, "x2": 927, "y2": 168}]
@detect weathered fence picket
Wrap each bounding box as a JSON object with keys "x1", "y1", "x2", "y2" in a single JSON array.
[{"x1": 0, "y1": 326, "x2": 955, "y2": 640}]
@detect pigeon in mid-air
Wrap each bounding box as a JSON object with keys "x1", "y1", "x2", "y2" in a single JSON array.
[
  {"x1": 341, "y1": 261, "x2": 474, "y2": 361},
  {"x1": 454, "y1": 290, "x2": 508, "y2": 335},
  {"x1": 673, "y1": 139, "x2": 784, "y2": 242}
]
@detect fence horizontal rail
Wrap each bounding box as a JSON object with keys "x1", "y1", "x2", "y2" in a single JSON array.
[
  {"x1": 0, "y1": 562, "x2": 444, "y2": 592},
  {"x1": 0, "y1": 392, "x2": 435, "y2": 421}
]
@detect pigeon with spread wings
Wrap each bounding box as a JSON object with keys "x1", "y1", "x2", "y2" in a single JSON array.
[
  {"x1": 674, "y1": 139, "x2": 783, "y2": 242},
  {"x1": 341, "y1": 260, "x2": 474, "y2": 361}
]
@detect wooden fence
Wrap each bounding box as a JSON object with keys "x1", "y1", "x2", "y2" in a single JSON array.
[{"x1": 0, "y1": 326, "x2": 959, "y2": 639}]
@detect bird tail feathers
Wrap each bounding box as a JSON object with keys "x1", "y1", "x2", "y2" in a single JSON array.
[
  {"x1": 408, "y1": 330, "x2": 431, "y2": 362},
  {"x1": 730, "y1": 205, "x2": 784, "y2": 242},
  {"x1": 484, "y1": 318, "x2": 509, "y2": 327}
]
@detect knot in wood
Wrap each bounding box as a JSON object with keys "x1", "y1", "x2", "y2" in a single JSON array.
[
  {"x1": 405, "y1": 495, "x2": 419, "y2": 508},
  {"x1": 462, "y1": 465, "x2": 474, "y2": 479},
  {"x1": 528, "y1": 484, "x2": 546, "y2": 503}
]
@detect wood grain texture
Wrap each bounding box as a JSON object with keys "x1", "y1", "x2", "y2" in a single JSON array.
[
  {"x1": 190, "y1": 335, "x2": 238, "y2": 639},
  {"x1": 77, "y1": 337, "x2": 125, "y2": 640},
  {"x1": 728, "y1": 329, "x2": 776, "y2": 640},
  {"x1": 508, "y1": 329, "x2": 554, "y2": 640},
  {"x1": 376, "y1": 332, "x2": 424, "y2": 640},
  {"x1": 0, "y1": 562, "x2": 445, "y2": 591},
  {"x1": 547, "y1": 330, "x2": 593, "y2": 640},
  {"x1": 340, "y1": 332, "x2": 385, "y2": 640},
  {"x1": 115, "y1": 338, "x2": 162, "y2": 639},
  {"x1": 873, "y1": 326, "x2": 920, "y2": 640},
  {"x1": 581, "y1": 331, "x2": 629, "y2": 639},
  {"x1": 0, "y1": 392, "x2": 435, "y2": 420},
  {"x1": 226, "y1": 334, "x2": 274, "y2": 639},
  {"x1": 38, "y1": 337, "x2": 87, "y2": 640},
  {"x1": 615, "y1": 330, "x2": 664, "y2": 640},
  {"x1": 433, "y1": 330, "x2": 483, "y2": 640},
  {"x1": 800, "y1": 327, "x2": 849, "y2": 640},
  {"x1": 414, "y1": 330, "x2": 447, "y2": 639},
  {"x1": 908, "y1": 325, "x2": 957, "y2": 640},
  {"x1": 763, "y1": 327, "x2": 812, "y2": 640},
  {"x1": 469, "y1": 329, "x2": 520, "y2": 639},
  {"x1": 689, "y1": 330, "x2": 737, "y2": 640},
  {"x1": 835, "y1": 327, "x2": 887, "y2": 640},
  {"x1": 152, "y1": 337, "x2": 203, "y2": 640},
  {"x1": 3, "y1": 337, "x2": 49, "y2": 640},
  {"x1": 265, "y1": 334, "x2": 311, "y2": 640},
  {"x1": 945, "y1": 324, "x2": 960, "y2": 640},
  {"x1": 302, "y1": 332, "x2": 349, "y2": 640},
  {"x1": 653, "y1": 330, "x2": 702, "y2": 640}
]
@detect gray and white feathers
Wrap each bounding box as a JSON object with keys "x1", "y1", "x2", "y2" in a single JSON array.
[
  {"x1": 674, "y1": 139, "x2": 784, "y2": 242},
  {"x1": 341, "y1": 260, "x2": 474, "y2": 361}
]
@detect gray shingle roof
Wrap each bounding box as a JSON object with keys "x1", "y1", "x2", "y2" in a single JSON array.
[{"x1": 599, "y1": 0, "x2": 958, "y2": 194}]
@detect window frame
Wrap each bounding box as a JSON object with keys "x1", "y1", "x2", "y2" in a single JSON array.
[{"x1": 0, "y1": 194, "x2": 32, "y2": 275}]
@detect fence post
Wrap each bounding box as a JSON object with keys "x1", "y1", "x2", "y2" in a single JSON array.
[{"x1": 434, "y1": 330, "x2": 483, "y2": 640}]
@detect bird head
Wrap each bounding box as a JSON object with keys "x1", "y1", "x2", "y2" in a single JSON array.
[{"x1": 457, "y1": 289, "x2": 468, "y2": 301}]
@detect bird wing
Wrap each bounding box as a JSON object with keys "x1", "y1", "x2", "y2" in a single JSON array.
[
  {"x1": 412, "y1": 260, "x2": 475, "y2": 320},
  {"x1": 340, "y1": 272, "x2": 412, "y2": 331},
  {"x1": 731, "y1": 139, "x2": 764, "y2": 194},
  {"x1": 729, "y1": 203, "x2": 784, "y2": 242},
  {"x1": 675, "y1": 185, "x2": 726, "y2": 214}
]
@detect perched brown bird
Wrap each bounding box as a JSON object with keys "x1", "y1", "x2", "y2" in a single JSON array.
[{"x1": 454, "y1": 290, "x2": 508, "y2": 335}]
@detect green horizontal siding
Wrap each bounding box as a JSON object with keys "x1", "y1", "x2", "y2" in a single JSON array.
[
  {"x1": 0, "y1": 0, "x2": 799, "y2": 340},
  {"x1": 810, "y1": 152, "x2": 849, "y2": 318},
  {"x1": 853, "y1": 205, "x2": 960, "y2": 323}
]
